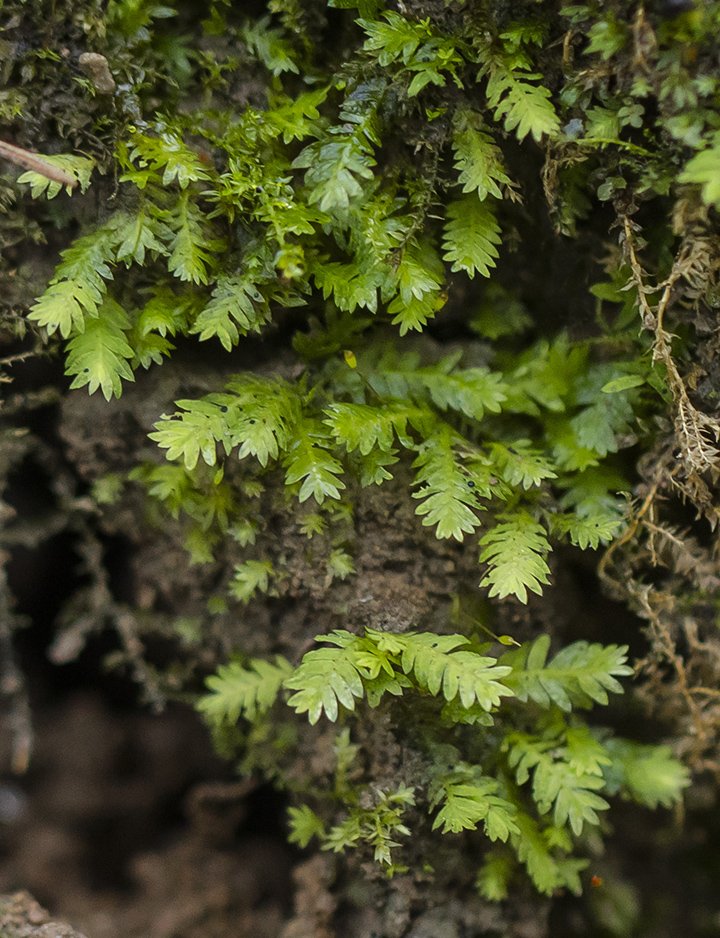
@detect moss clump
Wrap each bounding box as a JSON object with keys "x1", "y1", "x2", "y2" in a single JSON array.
[{"x1": 4, "y1": 0, "x2": 720, "y2": 933}]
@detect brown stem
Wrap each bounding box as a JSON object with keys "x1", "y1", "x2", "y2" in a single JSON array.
[{"x1": 0, "y1": 140, "x2": 77, "y2": 188}]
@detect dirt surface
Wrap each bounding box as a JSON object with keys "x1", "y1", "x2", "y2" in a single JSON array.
[{"x1": 0, "y1": 693, "x2": 293, "y2": 938}]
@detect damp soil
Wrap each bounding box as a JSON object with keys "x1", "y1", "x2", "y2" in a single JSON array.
[{"x1": 0, "y1": 689, "x2": 295, "y2": 938}]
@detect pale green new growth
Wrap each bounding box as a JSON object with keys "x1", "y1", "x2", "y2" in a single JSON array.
[
  {"x1": 323, "y1": 402, "x2": 417, "y2": 455},
  {"x1": 66, "y1": 299, "x2": 135, "y2": 401},
  {"x1": 430, "y1": 776, "x2": 519, "y2": 839},
  {"x1": 281, "y1": 629, "x2": 514, "y2": 724},
  {"x1": 679, "y1": 138, "x2": 720, "y2": 209},
  {"x1": 412, "y1": 430, "x2": 486, "y2": 541},
  {"x1": 321, "y1": 784, "x2": 415, "y2": 869},
  {"x1": 28, "y1": 222, "x2": 118, "y2": 338},
  {"x1": 548, "y1": 512, "x2": 623, "y2": 550},
  {"x1": 489, "y1": 441, "x2": 558, "y2": 490},
  {"x1": 479, "y1": 512, "x2": 552, "y2": 602},
  {"x1": 284, "y1": 632, "x2": 366, "y2": 724},
  {"x1": 17, "y1": 153, "x2": 95, "y2": 198},
  {"x1": 603, "y1": 739, "x2": 691, "y2": 809},
  {"x1": 126, "y1": 129, "x2": 212, "y2": 189},
  {"x1": 190, "y1": 275, "x2": 270, "y2": 351},
  {"x1": 507, "y1": 734, "x2": 609, "y2": 836},
  {"x1": 442, "y1": 196, "x2": 501, "y2": 278},
  {"x1": 501, "y1": 634, "x2": 634, "y2": 710},
  {"x1": 285, "y1": 421, "x2": 346, "y2": 504},
  {"x1": 197, "y1": 624, "x2": 688, "y2": 895},
  {"x1": 198, "y1": 656, "x2": 292, "y2": 723},
  {"x1": 513, "y1": 814, "x2": 587, "y2": 896},
  {"x1": 452, "y1": 110, "x2": 512, "y2": 200},
  {"x1": 480, "y1": 49, "x2": 561, "y2": 143},
  {"x1": 287, "y1": 805, "x2": 326, "y2": 848},
  {"x1": 229, "y1": 560, "x2": 275, "y2": 603}
]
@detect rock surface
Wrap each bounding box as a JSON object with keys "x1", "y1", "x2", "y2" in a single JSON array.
[{"x1": 0, "y1": 892, "x2": 87, "y2": 938}]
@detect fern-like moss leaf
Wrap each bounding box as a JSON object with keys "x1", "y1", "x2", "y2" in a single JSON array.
[
  {"x1": 442, "y1": 195, "x2": 501, "y2": 278},
  {"x1": 285, "y1": 631, "x2": 366, "y2": 724},
  {"x1": 501, "y1": 634, "x2": 633, "y2": 710},
  {"x1": 479, "y1": 512, "x2": 551, "y2": 602},
  {"x1": 198, "y1": 655, "x2": 292, "y2": 723},
  {"x1": 412, "y1": 431, "x2": 485, "y2": 541},
  {"x1": 66, "y1": 298, "x2": 135, "y2": 400}
]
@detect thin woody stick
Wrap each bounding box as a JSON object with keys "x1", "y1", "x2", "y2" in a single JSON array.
[{"x1": 0, "y1": 139, "x2": 77, "y2": 188}]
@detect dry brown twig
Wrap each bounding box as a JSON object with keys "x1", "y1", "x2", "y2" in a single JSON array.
[
  {"x1": 596, "y1": 220, "x2": 720, "y2": 771},
  {"x1": 0, "y1": 140, "x2": 77, "y2": 188},
  {"x1": 634, "y1": 586, "x2": 708, "y2": 754},
  {"x1": 598, "y1": 479, "x2": 659, "y2": 583},
  {"x1": 622, "y1": 216, "x2": 720, "y2": 523}
]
